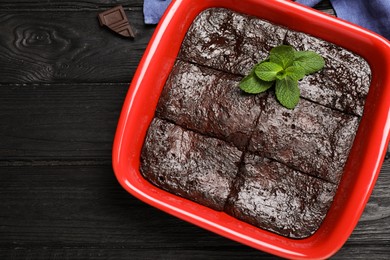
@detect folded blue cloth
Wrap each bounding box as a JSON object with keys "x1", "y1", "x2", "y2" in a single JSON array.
[
  {"x1": 296, "y1": 0, "x2": 390, "y2": 40},
  {"x1": 144, "y1": 0, "x2": 390, "y2": 40},
  {"x1": 143, "y1": 0, "x2": 172, "y2": 24}
]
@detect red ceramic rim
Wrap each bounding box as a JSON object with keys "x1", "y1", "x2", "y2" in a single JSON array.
[{"x1": 112, "y1": 0, "x2": 390, "y2": 259}]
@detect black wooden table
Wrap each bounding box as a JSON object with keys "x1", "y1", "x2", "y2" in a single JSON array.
[{"x1": 0, "y1": 1, "x2": 389, "y2": 259}]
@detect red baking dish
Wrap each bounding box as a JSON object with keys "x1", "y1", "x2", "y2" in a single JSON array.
[{"x1": 112, "y1": 0, "x2": 390, "y2": 258}]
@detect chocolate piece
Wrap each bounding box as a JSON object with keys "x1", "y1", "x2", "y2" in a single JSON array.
[
  {"x1": 156, "y1": 60, "x2": 266, "y2": 150},
  {"x1": 285, "y1": 31, "x2": 371, "y2": 116},
  {"x1": 225, "y1": 154, "x2": 337, "y2": 238},
  {"x1": 140, "y1": 118, "x2": 242, "y2": 211},
  {"x1": 248, "y1": 94, "x2": 359, "y2": 184},
  {"x1": 178, "y1": 8, "x2": 287, "y2": 76},
  {"x1": 98, "y1": 6, "x2": 135, "y2": 38}
]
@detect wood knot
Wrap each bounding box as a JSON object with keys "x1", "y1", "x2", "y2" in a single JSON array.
[{"x1": 14, "y1": 23, "x2": 73, "y2": 61}]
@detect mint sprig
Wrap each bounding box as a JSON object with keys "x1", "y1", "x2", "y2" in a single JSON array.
[
  {"x1": 239, "y1": 45, "x2": 325, "y2": 109},
  {"x1": 239, "y1": 64, "x2": 273, "y2": 94}
]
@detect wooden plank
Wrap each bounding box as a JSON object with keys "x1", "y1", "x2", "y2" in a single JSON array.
[
  {"x1": 0, "y1": 83, "x2": 128, "y2": 162},
  {"x1": 0, "y1": 1, "x2": 144, "y2": 9},
  {"x1": 0, "y1": 249, "x2": 273, "y2": 260},
  {"x1": 0, "y1": 165, "x2": 271, "y2": 259},
  {"x1": 312, "y1": 0, "x2": 336, "y2": 15},
  {"x1": 335, "y1": 245, "x2": 390, "y2": 260},
  {"x1": 0, "y1": 163, "x2": 388, "y2": 258},
  {"x1": 0, "y1": 9, "x2": 154, "y2": 84},
  {"x1": 342, "y1": 162, "x2": 390, "y2": 242},
  {"x1": 0, "y1": 1, "x2": 388, "y2": 259}
]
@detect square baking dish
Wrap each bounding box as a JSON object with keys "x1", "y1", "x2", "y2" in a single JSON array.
[{"x1": 112, "y1": 0, "x2": 390, "y2": 258}]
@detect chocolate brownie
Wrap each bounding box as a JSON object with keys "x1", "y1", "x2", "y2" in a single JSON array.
[
  {"x1": 179, "y1": 8, "x2": 371, "y2": 116},
  {"x1": 157, "y1": 60, "x2": 266, "y2": 150},
  {"x1": 285, "y1": 31, "x2": 371, "y2": 116},
  {"x1": 248, "y1": 94, "x2": 360, "y2": 184},
  {"x1": 178, "y1": 8, "x2": 287, "y2": 76},
  {"x1": 140, "y1": 118, "x2": 242, "y2": 211},
  {"x1": 140, "y1": 7, "x2": 371, "y2": 238},
  {"x1": 225, "y1": 154, "x2": 337, "y2": 238}
]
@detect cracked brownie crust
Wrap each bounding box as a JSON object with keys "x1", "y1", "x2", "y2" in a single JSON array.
[
  {"x1": 225, "y1": 154, "x2": 337, "y2": 238},
  {"x1": 140, "y1": 118, "x2": 242, "y2": 211},
  {"x1": 140, "y1": 8, "x2": 371, "y2": 238}
]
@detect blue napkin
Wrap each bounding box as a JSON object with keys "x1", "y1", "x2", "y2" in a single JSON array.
[
  {"x1": 143, "y1": 0, "x2": 390, "y2": 40},
  {"x1": 296, "y1": 0, "x2": 390, "y2": 40},
  {"x1": 143, "y1": 0, "x2": 172, "y2": 24}
]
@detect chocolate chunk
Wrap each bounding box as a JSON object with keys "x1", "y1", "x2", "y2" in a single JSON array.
[
  {"x1": 225, "y1": 154, "x2": 337, "y2": 238},
  {"x1": 140, "y1": 118, "x2": 242, "y2": 211},
  {"x1": 98, "y1": 5, "x2": 135, "y2": 38}
]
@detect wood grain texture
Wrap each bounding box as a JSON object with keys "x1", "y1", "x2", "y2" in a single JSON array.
[
  {"x1": 297, "y1": 0, "x2": 336, "y2": 16},
  {"x1": 0, "y1": 0, "x2": 389, "y2": 259},
  {"x1": 0, "y1": 83, "x2": 128, "y2": 162},
  {"x1": 0, "y1": 10, "x2": 154, "y2": 84},
  {"x1": 0, "y1": 166, "x2": 272, "y2": 259},
  {"x1": 0, "y1": 1, "x2": 145, "y2": 10},
  {"x1": 0, "y1": 163, "x2": 388, "y2": 259}
]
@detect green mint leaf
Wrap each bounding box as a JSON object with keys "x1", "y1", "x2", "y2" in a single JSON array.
[
  {"x1": 270, "y1": 45, "x2": 295, "y2": 69},
  {"x1": 238, "y1": 44, "x2": 325, "y2": 110},
  {"x1": 276, "y1": 65, "x2": 306, "y2": 81},
  {"x1": 293, "y1": 51, "x2": 325, "y2": 75},
  {"x1": 254, "y1": 62, "x2": 283, "y2": 82},
  {"x1": 275, "y1": 77, "x2": 300, "y2": 109},
  {"x1": 239, "y1": 70, "x2": 273, "y2": 94}
]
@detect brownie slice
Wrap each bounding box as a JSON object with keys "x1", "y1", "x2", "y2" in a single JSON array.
[
  {"x1": 178, "y1": 8, "x2": 287, "y2": 76},
  {"x1": 156, "y1": 60, "x2": 266, "y2": 150},
  {"x1": 285, "y1": 31, "x2": 371, "y2": 116},
  {"x1": 140, "y1": 118, "x2": 242, "y2": 211},
  {"x1": 248, "y1": 95, "x2": 359, "y2": 184},
  {"x1": 225, "y1": 154, "x2": 337, "y2": 238}
]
